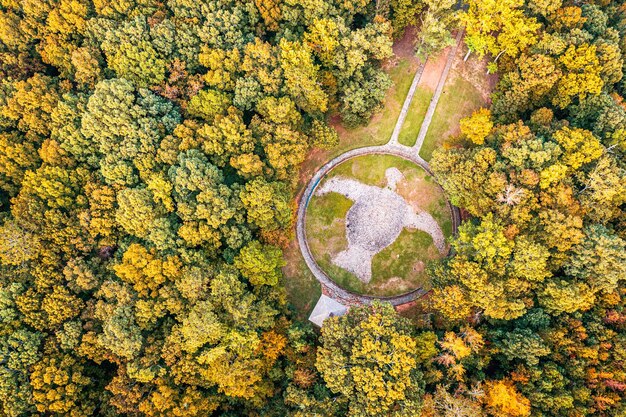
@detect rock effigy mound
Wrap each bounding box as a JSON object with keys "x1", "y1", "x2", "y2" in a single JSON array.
[{"x1": 316, "y1": 167, "x2": 445, "y2": 283}]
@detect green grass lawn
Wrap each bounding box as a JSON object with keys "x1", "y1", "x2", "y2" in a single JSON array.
[
  {"x1": 397, "y1": 86, "x2": 433, "y2": 146},
  {"x1": 305, "y1": 154, "x2": 452, "y2": 297},
  {"x1": 370, "y1": 229, "x2": 437, "y2": 293},
  {"x1": 330, "y1": 154, "x2": 418, "y2": 186},
  {"x1": 419, "y1": 75, "x2": 483, "y2": 161},
  {"x1": 282, "y1": 252, "x2": 321, "y2": 320}
]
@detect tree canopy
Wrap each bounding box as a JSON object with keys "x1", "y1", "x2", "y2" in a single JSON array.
[{"x1": 1, "y1": 0, "x2": 624, "y2": 416}]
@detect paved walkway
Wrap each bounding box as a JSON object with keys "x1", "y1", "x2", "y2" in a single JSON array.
[
  {"x1": 296, "y1": 32, "x2": 464, "y2": 307},
  {"x1": 413, "y1": 30, "x2": 464, "y2": 151},
  {"x1": 388, "y1": 62, "x2": 426, "y2": 146}
]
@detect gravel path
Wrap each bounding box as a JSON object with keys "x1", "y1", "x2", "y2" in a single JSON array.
[
  {"x1": 406, "y1": 211, "x2": 446, "y2": 252},
  {"x1": 385, "y1": 167, "x2": 403, "y2": 190}
]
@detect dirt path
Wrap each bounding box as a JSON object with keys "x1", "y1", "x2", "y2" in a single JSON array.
[{"x1": 417, "y1": 49, "x2": 449, "y2": 92}]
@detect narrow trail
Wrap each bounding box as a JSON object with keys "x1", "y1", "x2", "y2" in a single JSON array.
[
  {"x1": 388, "y1": 62, "x2": 426, "y2": 146},
  {"x1": 296, "y1": 31, "x2": 464, "y2": 307},
  {"x1": 413, "y1": 30, "x2": 465, "y2": 151}
]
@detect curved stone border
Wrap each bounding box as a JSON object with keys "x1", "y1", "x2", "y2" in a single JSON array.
[{"x1": 296, "y1": 143, "x2": 460, "y2": 306}]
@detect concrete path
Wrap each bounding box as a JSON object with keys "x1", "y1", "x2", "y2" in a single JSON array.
[
  {"x1": 296, "y1": 32, "x2": 464, "y2": 307},
  {"x1": 388, "y1": 62, "x2": 426, "y2": 146},
  {"x1": 413, "y1": 30, "x2": 465, "y2": 151}
]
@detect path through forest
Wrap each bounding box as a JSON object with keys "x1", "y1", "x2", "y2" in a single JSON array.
[
  {"x1": 412, "y1": 30, "x2": 465, "y2": 152},
  {"x1": 295, "y1": 32, "x2": 464, "y2": 307}
]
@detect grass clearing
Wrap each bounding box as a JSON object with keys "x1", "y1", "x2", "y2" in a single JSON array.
[
  {"x1": 284, "y1": 56, "x2": 426, "y2": 312},
  {"x1": 369, "y1": 229, "x2": 436, "y2": 294},
  {"x1": 397, "y1": 86, "x2": 433, "y2": 146},
  {"x1": 330, "y1": 154, "x2": 417, "y2": 187},
  {"x1": 284, "y1": 40, "x2": 496, "y2": 314},
  {"x1": 305, "y1": 154, "x2": 452, "y2": 297},
  {"x1": 282, "y1": 241, "x2": 322, "y2": 320},
  {"x1": 419, "y1": 75, "x2": 483, "y2": 161},
  {"x1": 419, "y1": 51, "x2": 495, "y2": 161}
]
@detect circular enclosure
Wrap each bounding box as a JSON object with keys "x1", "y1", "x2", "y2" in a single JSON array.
[{"x1": 304, "y1": 154, "x2": 453, "y2": 297}]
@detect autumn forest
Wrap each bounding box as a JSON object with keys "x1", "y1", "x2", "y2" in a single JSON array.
[{"x1": 0, "y1": 0, "x2": 625, "y2": 416}]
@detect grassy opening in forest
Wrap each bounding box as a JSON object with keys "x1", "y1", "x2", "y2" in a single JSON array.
[{"x1": 305, "y1": 154, "x2": 453, "y2": 297}]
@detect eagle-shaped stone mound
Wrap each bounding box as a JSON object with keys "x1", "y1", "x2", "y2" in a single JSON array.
[{"x1": 316, "y1": 167, "x2": 446, "y2": 283}]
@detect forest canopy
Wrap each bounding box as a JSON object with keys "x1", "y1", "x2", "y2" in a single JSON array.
[
  {"x1": 0, "y1": 0, "x2": 625, "y2": 416},
  {"x1": 0, "y1": 0, "x2": 401, "y2": 414},
  {"x1": 428, "y1": 1, "x2": 626, "y2": 416}
]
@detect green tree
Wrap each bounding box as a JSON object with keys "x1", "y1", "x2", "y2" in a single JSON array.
[
  {"x1": 340, "y1": 66, "x2": 392, "y2": 127},
  {"x1": 389, "y1": 0, "x2": 423, "y2": 38},
  {"x1": 168, "y1": 149, "x2": 242, "y2": 250},
  {"x1": 81, "y1": 78, "x2": 180, "y2": 184},
  {"x1": 566, "y1": 225, "x2": 626, "y2": 295},
  {"x1": 309, "y1": 119, "x2": 339, "y2": 149},
  {"x1": 187, "y1": 89, "x2": 231, "y2": 122},
  {"x1": 234, "y1": 241, "x2": 285, "y2": 286},
  {"x1": 101, "y1": 16, "x2": 167, "y2": 87},
  {"x1": 414, "y1": 0, "x2": 457, "y2": 59},
  {"x1": 240, "y1": 178, "x2": 292, "y2": 231},
  {"x1": 115, "y1": 188, "x2": 159, "y2": 239}
]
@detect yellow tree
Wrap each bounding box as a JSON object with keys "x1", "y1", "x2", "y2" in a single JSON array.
[
  {"x1": 2, "y1": 74, "x2": 60, "y2": 136},
  {"x1": 462, "y1": 0, "x2": 540, "y2": 64},
  {"x1": 279, "y1": 39, "x2": 329, "y2": 113},
  {"x1": 316, "y1": 302, "x2": 436, "y2": 416},
  {"x1": 254, "y1": 0, "x2": 282, "y2": 31},
  {"x1": 0, "y1": 131, "x2": 40, "y2": 195},
  {"x1": 484, "y1": 379, "x2": 531, "y2": 417},
  {"x1": 113, "y1": 243, "x2": 182, "y2": 299},
  {"x1": 553, "y1": 44, "x2": 603, "y2": 108},
  {"x1": 460, "y1": 108, "x2": 493, "y2": 145},
  {"x1": 304, "y1": 18, "x2": 340, "y2": 64},
  {"x1": 234, "y1": 241, "x2": 285, "y2": 286},
  {"x1": 30, "y1": 354, "x2": 99, "y2": 416}
]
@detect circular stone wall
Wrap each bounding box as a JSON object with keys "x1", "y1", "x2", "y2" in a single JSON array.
[{"x1": 304, "y1": 154, "x2": 453, "y2": 297}]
